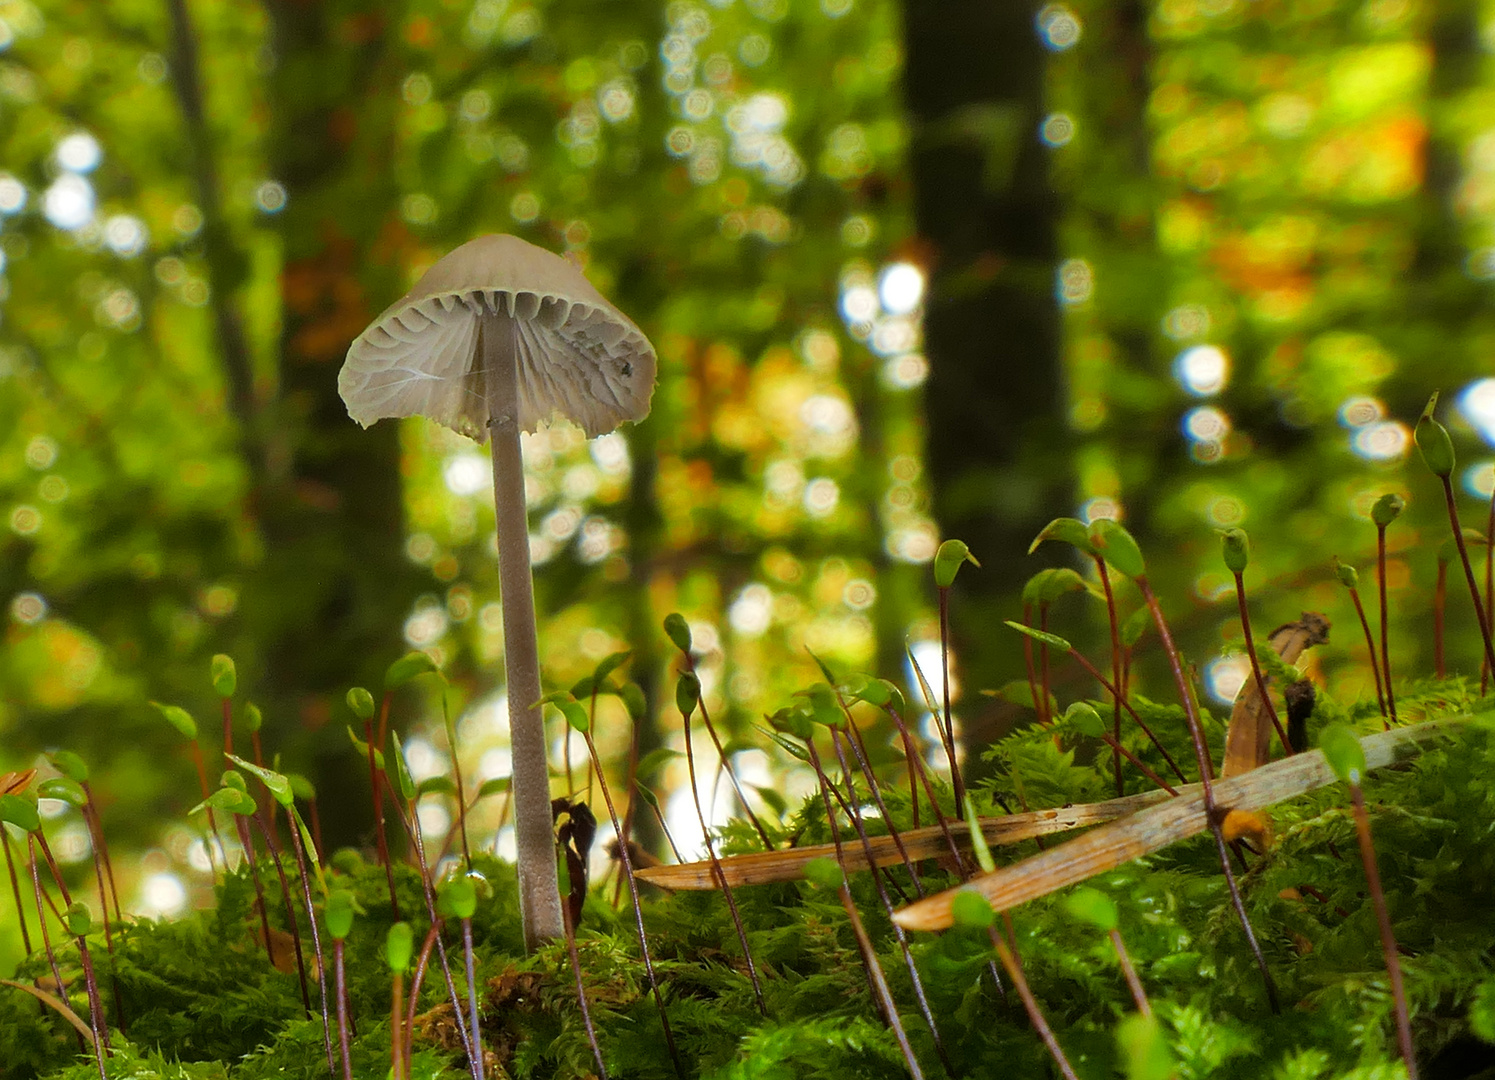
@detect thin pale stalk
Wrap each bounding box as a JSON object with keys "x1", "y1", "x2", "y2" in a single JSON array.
[
  {"x1": 406, "y1": 924, "x2": 443, "y2": 1066},
  {"x1": 233, "y1": 814, "x2": 275, "y2": 970},
  {"x1": 334, "y1": 940, "x2": 353, "y2": 1080},
  {"x1": 1233, "y1": 571, "x2": 1292, "y2": 759},
  {"x1": 483, "y1": 307, "x2": 563, "y2": 949},
  {"x1": 395, "y1": 794, "x2": 475, "y2": 1063},
  {"x1": 583, "y1": 730, "x2": 684, "y2": 1079},
  {"x1": 285, "y1": 810, "x2": 337, "y2": 1075},
  {"x1": 835, "y1": 702, "x2": 923, "y2": 897},
  {"x1": 27, "y1": 838, "x2": 72, "y2": 1049},
  {"x1": 254, "y1": 819, "x2": 311, "y2": 1015},
  {"x1": 1108, "y1": 928, "x2": 1150, "y2": 1016},
  {"x1": 462, "y1": 918, "x2": 489, "y2": 1080},
  {"x1": 80, "y1": 789, "x2": 122, "y2": 926},
  {"x1": 250, "y1": 729, "x2": 276, "y2": 837},
  {"x1": 561, "y1": 907, "x2": 608, "y2": 1079},
  {"x1": 681, "y1": 703, "x2": 766, "y2": 1013},
  {"x1": 1377, "y1": 525, "x2": 1397, "y2": 726},
  {"x1": 1440, "y1": 475, "x2": 1495, "y2": 678},
  {"x1": 688, "y1": 673, "x2": 771, "y2": 849},
  {"x1": 1136, "y1": 577, "x2": 1279, "y2": 1013},
  {"x1": 1349, "y1": 784, "x2": 1417, "y2": 1079},
  {"x1": 35, "y1": 834, "x2": 109, "y2": 1062}
]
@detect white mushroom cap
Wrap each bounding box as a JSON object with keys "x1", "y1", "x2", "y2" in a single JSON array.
[{"x1": 338, "y1": 234, "x2": 656, "y2": 440}]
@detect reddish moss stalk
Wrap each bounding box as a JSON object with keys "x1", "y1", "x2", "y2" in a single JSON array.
[
  {"x1": 364, "y1": 717, "x2": 400, "y2": 919},
  {"x1": 1021, "y1": 602, "x2": 1045, "y2": 726},
  {"x1": 804, "y1": 739, "x2": 926, "y2": 1080},
  {"x1": 1109, "y1": 927, "x2": 1151, "y2": 1016},
  {"x1": 390, "y1": 967, "x2": 407, "y2": 1080},
  {"x1": 1346, "y1": 580, "x2": 1387, "y2": 716},
  {"x1": 1232, "y1": 570, "x2": 1292, "y2": 758},
  {"x1": 4, "y1": 829, "x2": 32, "y2": 955},
  {"x1": 583, "y1": 728, "x2": 684, "y2": 1079},
  {"x1": 560, "y1": 908, "x2": 607, "y2": 1079},
  {"x1": 1434, "y1": 559, "x2": 1448, "y2": 679},
  {"x1": 1437, "y1": 474, "x2": 1495, "y2": 679},
  {"x1": 333, "y1": 938, "x2": 353, "y2": 1080},
  {"x1": 405, "y1": 924, "x2": 443, "y2": 1069},
  {"x1": 1061, "y1": 646, "x2": 1188, "y2": 786},
  {"x1": 461, "y1": 916, "x2": 490, "y2": 1080},
  {"x1": 1348, "y1": 783, "x2": 1418, "y2": 1078},
  {"x1": 994, "y1": 915, "x2": 1080, "y2": 1080},
  {"x1": 679, "y1": 692, "x2": 766, "y2": 1014},
  {"x1": 1136, "y1": 577, "x2": 1280, "y2": 1012},
  {"x1": 1376, "y1": 525, "x2": 1397, "y2": 726},
  {"x1": 826, "y1": 732, "x2": 955, "y2": 1076},
  {"x1": 1093, "y1": 557, "x2": 1126, "y2": 797},
  {"x1": 935, "y1": 585, "x2": 968, "y2": 807},
  {"x1": 1485, "y1": 487, "x2": 1494, "y2": 694},
  {"x1": 253, "y1": 818, "x2": 312, "y2": 1016},
  {"x1": 34, "y1": 834, "x2": 110, "y2": 1074}
]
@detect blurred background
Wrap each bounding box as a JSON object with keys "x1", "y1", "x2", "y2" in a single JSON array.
[{"x1": 2, "y1": 0, "x2": 1494, "y2": 975}]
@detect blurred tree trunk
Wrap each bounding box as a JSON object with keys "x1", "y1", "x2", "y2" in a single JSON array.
[
  {"x1": 901, "y1": 0, "x2": 1068, "y2": 727},
  {"x1": 250, "y1": 1, "x2": 425, "y2": 847}
]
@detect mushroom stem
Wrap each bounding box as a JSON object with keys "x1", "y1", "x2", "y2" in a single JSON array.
[{"x1": 482, "y1": 306, "x2": 565, "y2": 949}]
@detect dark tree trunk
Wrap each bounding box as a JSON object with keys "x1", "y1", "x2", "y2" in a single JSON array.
[{"x1": 249, "y1": 2, "x2": 425, "y2": 848}]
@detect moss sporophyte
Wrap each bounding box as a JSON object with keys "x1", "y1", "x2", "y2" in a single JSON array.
[{"x1": 11, "y1": 386, "x2": 1495, "y2": 1080}]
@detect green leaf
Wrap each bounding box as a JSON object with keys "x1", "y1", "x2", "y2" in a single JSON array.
[
  {"x1": 152, "y1": 702, "x2": 198, "y2": 740},
  {"x1": 417, "y1": 776, "x2": 458, "y2": 798},
  {"x1": 802, "y1": 686, "x2": 844, "y2": 728},
  {"x1": 385, "y1": 651, "x2": 439, "y2": 689},
  {"x1": 950, "y1": 888, "x2": 996, "y2": 928},
  {"x1": 663, "y1": 612, "x2": 692, "y2": 655},
  {"x1": 221, "y1": 770, "x2": 248, "y2": 793},
  {"x1": 1218, "y1": 527, "x2": 1249, "y2": 574},
  {"x1": 559, "y1": 698, "x2": 590, "y2": 733},
  {"x1": 675, "y1": 670, "x2": 701, "y2": 718},
  {"x1": 324, "y1": 889, "x2": 357, "y2": 941},
  {"x1": 190, "y1": 787, "x2": 256, "y2": 818},
  {"x1": 287, "y1": 773, "x2": 316, "y2": 801},
  {"x1": 1333, "y1": 557, "x2": 1359, "y2": 589},
  {"x1": 1022, "y1": 567, "x2": 1093, "y2": 606},
  {"x1": 618, "y1": 682, "x2": 648, "y2": 721},
  {"x1": 1088, "y1": 519, "x2": 1146, "y2": 580},
  {"x1": 389, "y1": 735, "x2": 416, "y2": 801},
  {"x1": 758, "y1": 722, "x2": 811, "y2": 761},
  {"x1": 592, "y1": 650, "x2": 632, "y2": 685},
  {"x1": 752, "y1": 784, "x2": 788, "y2": 816},
  {"x1": 346, "y1": 726, "x2": 385, "y2": 770},
  {"x1": 1415, "y1": 391, "x2": 1455, "y2": 478},
  {"x1": 1470, "y1": 977, "x2": 1495, "y2": 1043},
  {"x1": 0, "y1": 794, "x2": 41, "y2": 833},
  {"x1": 1028, "y1": 517, "x2": 1094, "y2": 556},
  {"x1": 46, "y1": 751, "x2": 88, "y2": 784},
  {"x1": 242, "y1": 702, "x2": 263, "y2": 734},
  {"x1": 634, "y1": 782, "x2": 664, "y2": 815},
  {"x1": 37, "y1": 777, "x2": 87, "y2": 808},
  {"x1": 225, "y1": 753, "x2": 293, "y2": 807},
  {"x1": 439, "y1": 875, "x2": 477, "y2": 920},
  {"x1": 1121, "y1": 607, "x2": 1150, "y2": 648},
  {"x1": 1064, "y1": 702, "x2": 1106, "y2": 739},
  {"x1": 845, "y1": 673, "x2": 889, "y2": 707},
  {"x1": 1063, "y1": 887, "x2": 1119, "y2": 931},
  {"x1": 64, "y1": 901, "x2": 93, "y2": 937},
  {"x1": 211, "y1": 654, "x2": 237, "y2": 698},
  {"x1": 1319, "y1": 724, "x2": 1366, "y2": 786},
  {"x1": 386, "y1": 922, "x2": 414, "y2": 974},
  {"x1": 934, "y1": 538, "x2": 980, "y2": 588},
  {"x1": 345, "y1": 687, "x2": 376, "y2": 720},
  {"x1": 1004, "y1": 620, "x2": 1072, "y2": 652},
  {"x1": 636, "y1": 747, "x2": 683, "y2": 778},
  {"x1": 803, "y1": 856, "x2": 844, "y2": 890},
  {"x1": 1117, "y1": 1013, "x2": 1172, "y2": 1080},
  {"x1": 964, "y1": 794, "x2": 995, "y2": 874},
  {"x1": 477, "y1": 777, "x2": 510, "y2": 799}
]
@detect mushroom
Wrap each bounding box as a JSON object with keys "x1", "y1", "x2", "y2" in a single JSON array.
[{"x1": 339, "y1": 234, "x2": 656, "y2": 949}]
